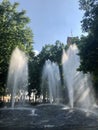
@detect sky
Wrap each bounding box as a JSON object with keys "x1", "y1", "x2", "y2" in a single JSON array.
[{"x1": 1, "y1": 0, "x2": 84, "y2": 52}]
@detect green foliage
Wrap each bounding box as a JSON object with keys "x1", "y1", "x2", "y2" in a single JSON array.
[
  {"x1": 78, "y1": 35, "x2": 98, "y2": 73},
  {"x1": 28, "y1": 56, "x2": 41, "y2": 97},
  {"x1": 0, "y1": 0, "x2": 34, "y2": 96},
  {"x1": 79, "y1": 0, "x2": 98, "y2": 91},
  {"x1": 39, "y1": 40, "x2": 65, "y2": 66},
  {"x1": 79, "y1": 0, "x2": 97, "y2": 33},
  {"x1": 28, "y1": 41, "x2": 65, "y2": 97}
]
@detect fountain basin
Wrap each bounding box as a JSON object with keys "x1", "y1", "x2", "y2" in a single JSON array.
[{"x1": 0, "y1": 104, "x2": 98, "y2": 130}]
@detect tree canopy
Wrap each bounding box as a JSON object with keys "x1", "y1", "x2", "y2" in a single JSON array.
[
  {"x1": 28, "y1": 41, "x2": 66, "y2": 97},
  {"x1": 78, "y1": 0, "x2": 98, "y2": 91},
  {"x1": 0, "y1": 0, "x2": 34, "y2": 96}
]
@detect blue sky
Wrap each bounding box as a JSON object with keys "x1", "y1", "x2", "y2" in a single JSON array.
[{"x1": 1, "y1": 0, "x2": 84, "y2": 51}]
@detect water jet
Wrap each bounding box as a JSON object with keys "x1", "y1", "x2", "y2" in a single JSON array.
[
  {"x1": 0, "y1": 44, "x2": 98, "y2": 130},
  {"x1": 7, "y1": 47, "x2": 28, "y2": 108},
  {"x1": 62, "y1": 44, "x2": 95, "y2": 110}
]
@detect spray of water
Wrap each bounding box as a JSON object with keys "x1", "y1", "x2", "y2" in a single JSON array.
[
  {"x1": 7, "y1": 47, "x2": 28, "y2": 108},
  {"x1": 62, "y1": 44, "x2": 95, "y2": 110},
  {"x1": 41, "y1": 60, "x2": 62, "y2": 104}
]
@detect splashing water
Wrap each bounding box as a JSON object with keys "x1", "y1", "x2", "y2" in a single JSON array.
[
  {"x1": 41, "y1": 60, "x2": 62, "y2": 104},
  {"x1": 7, "y1": 47, "x2": 28, "y2": 108},
  {"x1": 62, "y1": 44, "x2": 95, "y2": 110}
]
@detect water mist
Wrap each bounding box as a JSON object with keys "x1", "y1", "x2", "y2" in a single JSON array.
[
  {"x1": 7, "y1": 47, "x2": 28, "y2": 108},
  {"x1": 41, "y1": 60, "x2": 62, "y2": 104},
  {"x1": 62, "y1": 44, "x2": 95, "y2": 110}
]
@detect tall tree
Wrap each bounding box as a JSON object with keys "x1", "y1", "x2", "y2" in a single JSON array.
[
  {"x1": 78, "y1": 0, "x2": 98, "y2": 93},
  {"x1": 0, "y1": 0, "x2": 34, "y2": 97}
]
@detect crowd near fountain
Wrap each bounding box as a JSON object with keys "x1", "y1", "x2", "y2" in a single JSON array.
[{"x1": 0, "y1": 44, "x2": 98, "y2": 129}]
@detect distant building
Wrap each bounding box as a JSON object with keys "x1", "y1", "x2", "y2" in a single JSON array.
[
  {"x1": 67, "y1": 36, "x2": 79, "y2": 46},
  {"x1": 67, "y1": 37, "x2": 73, "y2": 45}
]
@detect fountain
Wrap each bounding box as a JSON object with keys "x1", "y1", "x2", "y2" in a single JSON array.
[
  {"x1": 41, "y1": 44, "x2": 96, "y2": 110},
  {"x1": 0, "y1": 44, "x2": 98, "y2": 130},
  {"x1": 7, "y1": 47, "x2": 28, "y2": 108},
  {"x1": 41, "y1": 60, "x2": 62, "y2": 104},
  {"x1": 62, "y1": 44, "x2": 96, "y2": 110}
]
